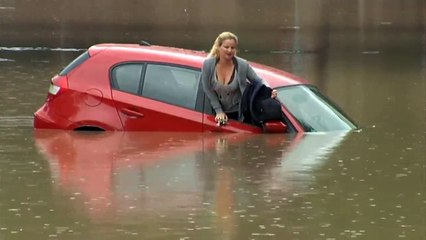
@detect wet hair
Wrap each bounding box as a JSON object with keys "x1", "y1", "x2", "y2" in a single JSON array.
[{"x1": 208, "y1": 31, "x2": 239, "y2": 58}]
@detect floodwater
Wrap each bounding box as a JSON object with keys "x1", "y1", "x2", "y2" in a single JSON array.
[{"x1": 0, "y1": 1, "x2": 425, "y2": 239}]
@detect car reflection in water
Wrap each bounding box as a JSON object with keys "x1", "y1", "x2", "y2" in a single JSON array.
[{"x1": 34, "y1": 130, "x2": 349, "y2": 230}]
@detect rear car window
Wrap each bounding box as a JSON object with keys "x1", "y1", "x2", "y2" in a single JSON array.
[
  {"x1": 59, "y1": 51, "x2": 90, "y2": 76},
  {"x1": 142, "y1": 64, "x2": 200, "y2": 109},
  {"x1": 111, "y1": 63, "x2": 144, "y2": 95}
]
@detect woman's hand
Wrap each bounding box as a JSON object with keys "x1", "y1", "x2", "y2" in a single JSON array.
[
  {"x1": 271, "y1": 89, "x2": 278, "y2": 98},
  {"x1": 215, "y1": 112, "x2": 228, "y2": 125}
]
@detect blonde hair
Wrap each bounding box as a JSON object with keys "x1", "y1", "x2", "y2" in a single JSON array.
[{"x1": 208, "y1": 31, "x2": 239, "y2": 58}]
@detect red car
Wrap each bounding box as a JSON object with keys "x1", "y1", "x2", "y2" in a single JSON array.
[{"x1": 34, "y1": 43, "x2": 357, "y2": 133}]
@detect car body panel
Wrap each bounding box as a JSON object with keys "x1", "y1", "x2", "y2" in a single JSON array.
[{"x1": 112, "y1": 89, "x2": 204, "y2": 132}]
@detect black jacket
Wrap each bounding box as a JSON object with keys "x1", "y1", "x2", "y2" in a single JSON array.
[{"x1": 240, "y1": 81, "x2": 284, "y2": 126}]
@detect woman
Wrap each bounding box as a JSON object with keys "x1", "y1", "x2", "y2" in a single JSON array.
[{"x1": 200, "y1": 31, "x2": 277, "y2": 125}]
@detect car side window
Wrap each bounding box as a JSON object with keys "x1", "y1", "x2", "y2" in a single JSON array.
[
  {"x1": 142, "y1": 64, "x2": 200, "y2": 109},
  {"x1": 111, "y1": 63, "x2": 144, "y2": 95}
]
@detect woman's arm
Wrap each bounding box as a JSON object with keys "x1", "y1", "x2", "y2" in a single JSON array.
[
  {"x1": 246, "y1": 63, "x2": 269, "y2": 87},
  {"x1": 200, "y1": 59, "x2": 224, "y2": 114},
  {"x1": 246, "y1": 61, "x2": 277, "y2": 98}
]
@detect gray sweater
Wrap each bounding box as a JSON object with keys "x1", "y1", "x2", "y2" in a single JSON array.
[{"x1": 200, "y1": 56, "x2": 267, "y2": 115}]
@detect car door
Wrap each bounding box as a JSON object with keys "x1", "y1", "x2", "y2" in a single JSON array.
[
  {"x1": 111, "y1": 63, "x2": 204, "y2": 131},
  {"x1": 200, "y1": 94, "x2": 263, "y2": 133},
  {"x1": 198, "y1": 84, "x2": 262, "y2": 133}
]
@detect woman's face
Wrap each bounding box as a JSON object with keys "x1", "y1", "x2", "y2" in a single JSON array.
[{"x1": 219, "y1": 38, "x2": 237, "y2": 61}]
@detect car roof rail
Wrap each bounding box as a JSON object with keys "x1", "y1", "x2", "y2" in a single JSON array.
[{"x1": 139, "y1": 40, "x2": 151, "y2": 46}]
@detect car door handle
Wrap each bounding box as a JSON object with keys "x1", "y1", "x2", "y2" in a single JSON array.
[{"x1": 121, "y1": 108, "x2": 144, "y2": 118}]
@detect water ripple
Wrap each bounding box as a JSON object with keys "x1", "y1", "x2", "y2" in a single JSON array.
[
  {"x1": 0, "y1": 116, "x2": 33, "y2": 127},
  {"x1": 0, "y1": 47, "x2": 86, "y2": 52},
  {"x1": 0, "y1": 58, "x2": 15, "y2": 62}
]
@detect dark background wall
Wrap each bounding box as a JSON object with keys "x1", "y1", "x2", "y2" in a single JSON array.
[{"x1": 0, "y1": 0, "x2": 423, "y2": 50}]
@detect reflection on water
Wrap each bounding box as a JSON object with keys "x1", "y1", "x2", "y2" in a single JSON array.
[
  {"x1": 0, "y1": 129, "x2": 422, "y2": 239},
  {"x1": 32, "y1": 130, "x2": 349, "y2": 239}
]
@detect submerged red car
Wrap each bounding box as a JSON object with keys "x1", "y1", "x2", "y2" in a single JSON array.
[{"x1": 34, "y1": 42, "x2": 357, "y2": 133}]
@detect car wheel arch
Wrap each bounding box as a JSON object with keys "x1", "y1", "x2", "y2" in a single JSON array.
[
  {"x1": 70, "y1": 121, "x2": 118, "y2": 132},
  {"x1": 73, "y1": 126, "x2": 106, "y2": 132}
]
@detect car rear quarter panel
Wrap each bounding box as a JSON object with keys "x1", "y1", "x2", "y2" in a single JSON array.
[{"x1": 64, "y1": 49, "x2": 123, "y2": 130}]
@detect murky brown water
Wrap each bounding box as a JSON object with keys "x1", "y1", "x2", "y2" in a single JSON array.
[{"x1": 1, "y1": 1, "x2": 425, "y2": 239}]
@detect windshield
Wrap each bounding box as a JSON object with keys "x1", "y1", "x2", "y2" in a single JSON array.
[{"x1": 276, "y1": 85, "x2": 358, "y2": 132}]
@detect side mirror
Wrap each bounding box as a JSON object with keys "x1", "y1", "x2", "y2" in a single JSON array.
[{"x1": 262, "y1": 121, "x2": 287, "y2": 133}]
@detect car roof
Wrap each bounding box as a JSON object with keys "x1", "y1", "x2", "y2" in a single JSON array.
[{"x1": 88, "y1": 43, "x2": 306, "y2": 87}]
